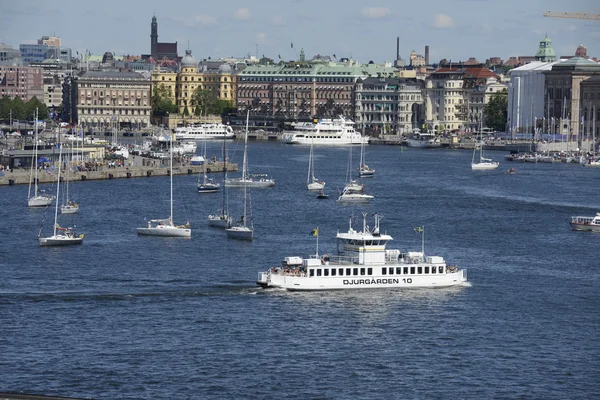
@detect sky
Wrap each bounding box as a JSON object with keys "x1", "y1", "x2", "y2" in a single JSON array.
[{"x1": 1, "y1": 0, "x2": 598, "y2": 64}]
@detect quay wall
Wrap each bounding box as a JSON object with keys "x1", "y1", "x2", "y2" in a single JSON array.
[{"x1": 0, "y1": 161, "x2": 236, "y2": 187}]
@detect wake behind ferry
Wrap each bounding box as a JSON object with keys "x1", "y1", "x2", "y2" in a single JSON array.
[{"x1": 257, "y1": 214, "x2": 467, "y2": 291}]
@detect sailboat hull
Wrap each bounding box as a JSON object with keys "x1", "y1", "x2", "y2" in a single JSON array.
[
  {"x1": 471, "y1": 162, "x2": 499, "y2": 170},
  {"x1": 208, "y1": 215, "x2": 232, "y2": 228},
  {"x1": 197, "y1": 184, "x2": 220, "y2": 193},
  {"x1": 28, "y1": 196, "x2": 53, "y2": 207},
  {"x1": 226, "y1": 226, "x2": 253, "y2": 240},
  {"x1": 137, "y1": 226, "x2": 191, "y2": 237},
  {"x1": 38, "y1": 235, "x2": 83, "y2": 246},
  {"x1": 307, "y1": 182, "x2": 325, "y2": 191},
  {"x1": 60, "y1": 204, "x2": 79, "y2": 214}
]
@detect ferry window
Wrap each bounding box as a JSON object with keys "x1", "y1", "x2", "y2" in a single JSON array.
[
  {"x1": 353, "y1": 268, "x2": 358, "y2": 276},
  {"x1": 439, "y1": 266, "x2": 444, "y2": 274},
  {"x1": 324, "y1": 269, "x2": 329, "y2": 276},
  {"x1": 382, "y1": 268, "x2": 387, "y2": 275},
  {"x1": 360, "y1": 268, "x2": 365, "y2": 276},
  {"x1": 367, "y1": 268, "x2": 372, "y2": 275},
  {"x1": 403, "y1": 267, "x2": 409, "y2": 274},
  {"x1": 418, "y1": 267, "x2": 423, "y2": 274},
  {"x1": 339, "y1": 268, "x2": 344, "y2": 276},
  {"x1": 425, "y1": 266, "x2": 430, "y2": 274},
  {"x1": 317, "y1": 269, "x2": 322, "y2": 277},
  {"x1": 396, "y1": 267, "x2": 402, "y2": 275},
  {"x1": 346, "y1": 268, "x2": 351, "y2": 276},
  {"x1": 331, "y1": 269, "x2": 336, "y2": 276},
  {"x1": 410, "y1": 267, "x2": 415, "y2": 274},
  {"x1": 310, "y1": 269, "x2": 314, "y2": 277},
  {"x1": 431, "y1": 267, "x2": 436, "y2": 274}
]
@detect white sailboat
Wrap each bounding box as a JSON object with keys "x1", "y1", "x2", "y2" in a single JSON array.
[
  {"x1": 358, "y1": 128, "x2": 375, "y2": 178},
  {"x1": 197, "y1": 131, "x2": 220, "y2": 193},
  {"x1": 208, "y1": 138, "x2": 233, "y2": 228},
  {"x1": 225, "y1": 112, "x2": 275, "y2": 188},
  {"x1": 38, "y1": 145, "x2": 84, "y2": 246},
  {"x1": 338, "y1": 141, "x2": 374, "y2": 203},
  {"x1": 307, "y1": 140, "x2": 325, "y2": 191},
  {"x1": 471, "y1": 118, "x2": 499, "y2": 171},
  {"x1": 226, "y1": 112, "x2": 254, "y2": 240},
  {"x1": 61, "y1": 138, "x2": 79, "y2": 214},
  {"x1": 137, "y1": 133, "x2": 191, "y2": 237},
  {"x1": 28, "y1": 108, "x2": 54, "y2": 208}
]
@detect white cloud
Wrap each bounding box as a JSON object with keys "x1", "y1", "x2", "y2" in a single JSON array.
[
  {"x1": 195, "y1": 14, "x2": 217, "y2": 26},
  {"x1": 271, "y1": 15, "x2": 286, "y2": 26},
  {"x1": 432, "y1": 14, "x2": 455, "y2": 28},
  {"x1": 234, "y1": 8, "x2": 251, "y2": 21},
  {"x1": 256, "y1": 32, "x2": 271, "y2": 45},
  {"x1": 361, "y1": 7, "x2": 391, "y2": 20}
]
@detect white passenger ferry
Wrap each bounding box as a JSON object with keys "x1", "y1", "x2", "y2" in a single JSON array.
[
  {"x1": 282, "y1": 116, "x2": 368, "y2": 145},
  {"x1": 570, "y1": 212, "x2": 600, "y2": 232},
  {"x1": 173, "y1": 123, "x2": 235, "y2": 140},
  {"x1": 257, "y1": 214, "x2": 467, "y2": 291}
]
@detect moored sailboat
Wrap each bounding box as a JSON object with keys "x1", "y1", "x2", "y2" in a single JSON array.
[
  {"x1": 307, "y1": 140, "x2": 325, "y2": 191},
  {"x1": 137, "y1": 133, "x2": 191, "y2": 238}
]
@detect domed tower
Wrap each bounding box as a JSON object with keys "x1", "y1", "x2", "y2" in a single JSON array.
[
  {"x1": 535, "y1": 35, "x2": 556, "y2": 62},
  {"x1": 178, "y1": 49, "x2": 199, "y2": 115}
]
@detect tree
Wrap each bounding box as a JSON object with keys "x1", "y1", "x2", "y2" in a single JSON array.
[
  {"x1": 10, "y1": 96, "x2": 26, "y2": 121},
  {"x1": 152, "y1": 84, "x2": 176, "y2": 115},
  {"x1": 26, "y1": 96, "x2": 49, "y2": 120},
  {"x1": 483, "y1": 89, "x2": 508, "y2": 131},
  {"x1": 192, "y1": 88, "x2": 217, "y2": 116},
  {"x1": 0, "y1": 96, "x2": 11, "y2": 121}
]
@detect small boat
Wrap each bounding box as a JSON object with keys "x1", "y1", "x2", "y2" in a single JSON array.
[
  {"x1": 137, "y1": 134, "x2": 191, "y2": 238},
  {"x1": 38, "y1": 145, "x2": 84, "y2": 247},
  {"x1": 570, "y1": 212, "x2": 600, "y2": 232},
  {"x1": 28, "y1": 108, "x2": 54, "y2": 208},
  {"x1": 506, "y1": 167, "x2": 517, "y2": 175},
  {"x1": 197, "y1": 132, "x2": 220, "y2": 193},
  {"x1": 406, "y1": 131, "x2": 442, "y2": 148},
  {"x1": 316, "y1": 190, "x2": 329, "y2": 199},
  {"x1": 226, "y1": 111, "x2": 254, "y2": 241},
  {"x1": 224, "y1": 123, "x2": 275, "y2": 188},
  {"x1": 307, "y1": 140, "x2": 325, "y2": 191},
  {"x1": 336, "y1": 188, "x2": 374, "y2": 203},
  {"x1": 471, "y1": 125, "x2": 499, "y2": 170},
  {"x1": 257, "y1": 213, "x2": 468, "y2": 291},
  {"x1": 358, "y1": 127, "x2": 375, "y2": 178}
]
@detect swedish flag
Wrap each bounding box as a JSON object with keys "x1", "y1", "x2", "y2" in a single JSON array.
[
  {"x1": 310, "y1": 228, "x2": 318, "y2": 236},
  {"x1": 414, "y1": 227, "x2": 423, "y2": 233}
]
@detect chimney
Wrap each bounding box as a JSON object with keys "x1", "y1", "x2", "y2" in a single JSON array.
[
  {"x1": 425, "y1": 45, "x2": 430, "y2": 66},
  {"x1": 396, "y1": 37, "x2": 400, "y2": 61}
]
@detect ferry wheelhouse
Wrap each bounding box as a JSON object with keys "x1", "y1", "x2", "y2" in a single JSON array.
[
  {"x1": 173, "y1": 123, "x2": 235, "y2": 140},
  {"x1": 282, "y1": 116, "x2": 368, "y2": 145},
  {"x1": 257, "y1": 214, "x2": 467, "y2": 291}
]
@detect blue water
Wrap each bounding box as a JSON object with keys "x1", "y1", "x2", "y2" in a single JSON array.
[{"x1": 1, "y1": 142, "x2": 599, "y2": 399}]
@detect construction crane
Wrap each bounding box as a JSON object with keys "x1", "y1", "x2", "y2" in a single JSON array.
[{"x1": 543, "y1": 11, "x2": 600, "y2": 20}]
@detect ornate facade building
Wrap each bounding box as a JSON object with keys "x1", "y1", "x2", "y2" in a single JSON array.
[
  {"x1": 69, "y1": 71, "x2": 152, "y2": 129},
  {"x1": 151, "y1": 50, "x2": 236, "y2": 119},
  {"x1": 236, "y1": 59, "x2": 396, "y2": 119},
  {"x1": 355, "y1": 77, "x2": 424, "y2": 135}
]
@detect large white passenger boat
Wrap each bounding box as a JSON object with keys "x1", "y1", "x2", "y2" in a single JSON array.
[
  {"x1": 173, "y1": 123, "x2": 235, "y2": 140},
  {"x1": 570, "y1": 212, "x2": 600, "y2": 232},
  {"x1": 282, "y1": 116, "x2": 368, "y2": 145},
  {"x1": 257, "y1": 214, "x2": 467, "y2": 291}
]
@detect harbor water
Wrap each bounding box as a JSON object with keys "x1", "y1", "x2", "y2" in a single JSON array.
[{"x1": 1, "y1": 142, "x2": 599, "y2": 399}]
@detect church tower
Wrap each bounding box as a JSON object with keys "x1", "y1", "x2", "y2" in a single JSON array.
[{"x1": 151, "y1": 15, "x2": 158, "y2": 59}]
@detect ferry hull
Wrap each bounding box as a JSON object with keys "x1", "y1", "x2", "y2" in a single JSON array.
[
  {"x1": 570, "y1": 223, "x2": 600, "y2": 232},
  {"x1": 257, "y1": 270, "x2": 467, "y2": 291}
]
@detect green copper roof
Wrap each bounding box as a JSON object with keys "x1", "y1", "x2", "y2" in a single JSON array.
[
  {"x1": 535, "y1": 35, "x2": 556, "y2": 62},
  {"x1": 551, "y1": 57, "x2": 600, "y2": 72}
]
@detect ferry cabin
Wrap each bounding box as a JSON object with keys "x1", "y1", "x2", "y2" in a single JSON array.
[{"x1": 257, "y1": 215, "x2": 466, "y2": 290}]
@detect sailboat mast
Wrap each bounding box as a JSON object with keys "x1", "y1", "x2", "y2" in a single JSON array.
[
  {"x1": 243, "y1": 110, "x2": 250, "y2": 227},
  {"x1": 170, "y1": 133, "x2": 174, "y2": 222},
  {"x1": 53, "y1": 146, "x2": 63, "y2": 236},
  {"x1": 34, "y1": 108, "x2": 39, "y2": 195}
]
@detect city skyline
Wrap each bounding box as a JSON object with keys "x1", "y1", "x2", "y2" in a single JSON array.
[{"x1": 1, "y1": 0, "x2": 598, "y2": 64}]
